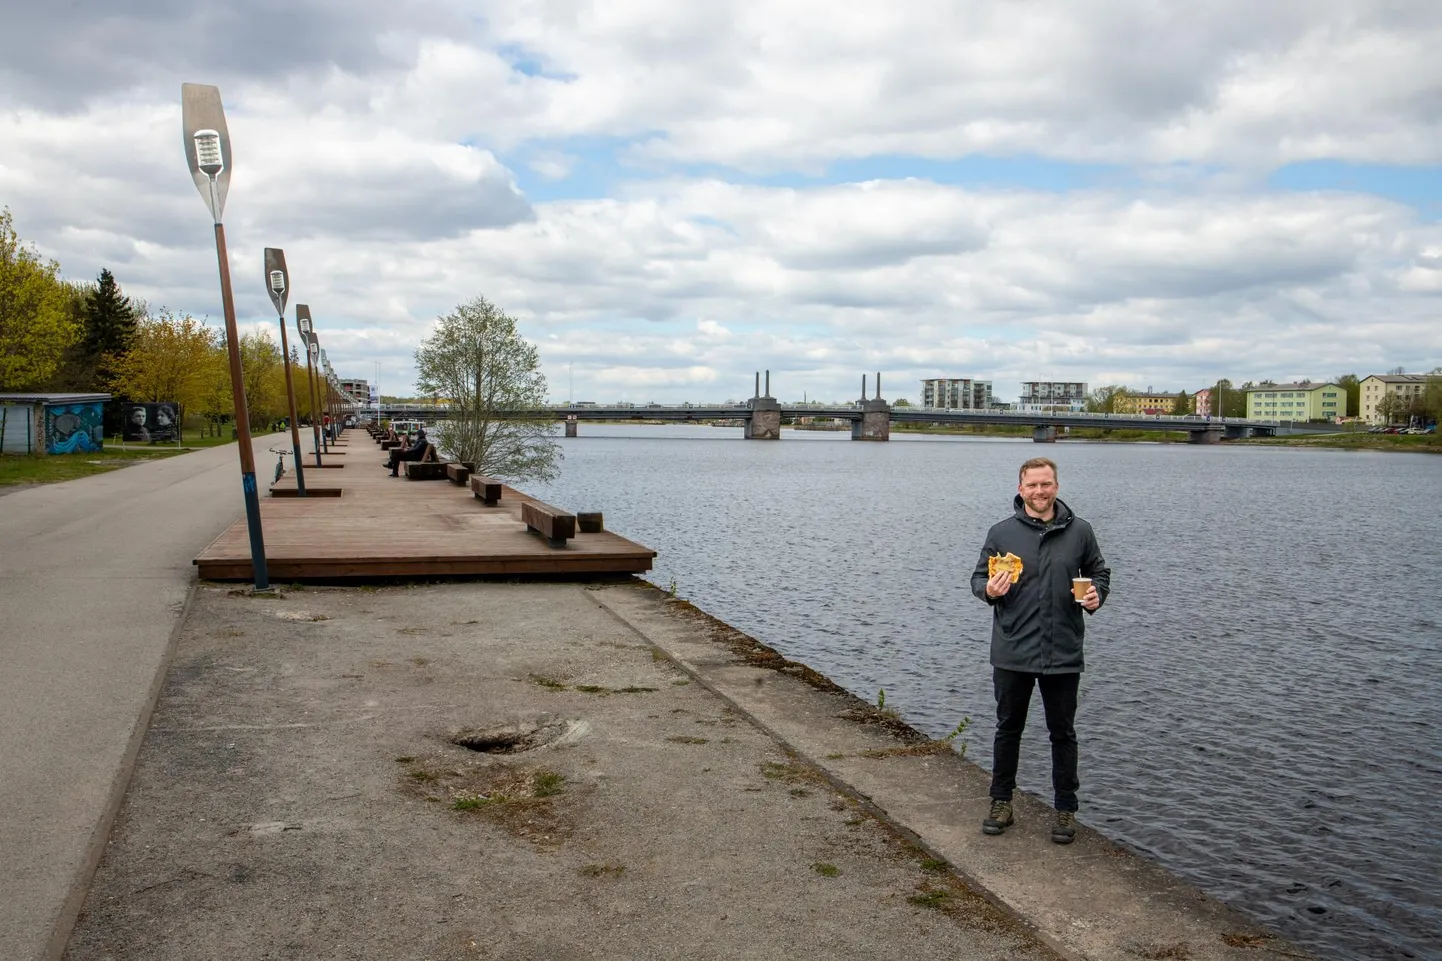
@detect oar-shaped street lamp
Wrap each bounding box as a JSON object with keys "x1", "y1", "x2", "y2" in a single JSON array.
[
  {"x1": 296, "y1": 305, "x2": 324, "y2": 466},
  {"x1": 181, "y1": 83, "x2": 269, "y2": 591},
  {"x1": 264, "y1": 248, "x2": 307, "y2": 495}
]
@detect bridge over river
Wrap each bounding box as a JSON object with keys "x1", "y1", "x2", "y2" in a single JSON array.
[{"x1": 358, "y1": 400, "x2": 1339, "y2": 444}]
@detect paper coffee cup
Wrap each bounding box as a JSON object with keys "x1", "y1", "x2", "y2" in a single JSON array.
[{"x1": 1071, "y1": 578, "x2": 1092, "y2": 602}]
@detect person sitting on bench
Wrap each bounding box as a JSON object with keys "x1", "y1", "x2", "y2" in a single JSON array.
[{"x1": 386, "y1": 428, "x2": 429, "y2": 476}]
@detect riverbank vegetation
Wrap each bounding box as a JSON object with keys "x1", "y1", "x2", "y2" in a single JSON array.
[
  {"x1": 0, "y1": 420, "x2": 238, "y2": 488},
  {"x1": 1, "y1": 207, "x2": 326, "y2": 438}
]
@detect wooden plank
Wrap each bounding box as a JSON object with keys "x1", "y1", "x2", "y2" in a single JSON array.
[
  {"x1": 522, "y1": 501, "x2": 576, "y2": 547},
  {"x1": 193, "y1": 459, "x2": 654, "y2": 581},
  {"x1": 470, "y1": 475, "x2": 502, "y2": 505}
]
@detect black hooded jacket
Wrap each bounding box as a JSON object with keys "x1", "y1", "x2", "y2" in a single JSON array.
[{"x1": 969, "y1": 495, "x2": 1110, "y2": 674}]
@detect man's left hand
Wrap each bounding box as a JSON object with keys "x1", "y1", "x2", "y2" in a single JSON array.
[{"x1": 1081, "y1": 585, "x2": 1100, "y2": 612}]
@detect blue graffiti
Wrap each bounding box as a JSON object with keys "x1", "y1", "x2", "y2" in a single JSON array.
[
  {"x1": 44, "y1": 402, "x2": 104, "y2": 455},
  {"x1": 242, "y1": 473, "x2": 257, "y2": 494}
]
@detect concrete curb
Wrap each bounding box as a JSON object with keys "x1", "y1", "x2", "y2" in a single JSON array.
[{"x1": 43, "y1": 581, "x2": 199, "y2": 961}]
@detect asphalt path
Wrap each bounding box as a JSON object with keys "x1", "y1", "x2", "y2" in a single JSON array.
[{"x1": 0, "y1": 434, "x2": 286, "y2": 961}]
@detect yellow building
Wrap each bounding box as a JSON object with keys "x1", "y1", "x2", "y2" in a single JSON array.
[
  {"x1": 1244, "y1": 382, "x2": 1344, "y2": 422},
  {"x1": 1114, "y1": 391, "x2": 1180, "y2": 415},
  {"x1": 1359, "y1": 374, "x2": 1427, "y2": 424}
]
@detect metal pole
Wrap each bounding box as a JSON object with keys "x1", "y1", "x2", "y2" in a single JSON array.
[
  {"x1": 303, "y1": 343, "x2": 323, "y2": 466},
  {"x1": 214, "y1": 223, "x2": 269, "y2": 590},
  {"x1": 277, "y1": 312, "x2": 306, "y2": 495},
  {"x1": 876, "y1": 372, "x2": 881, "y2": 400}
]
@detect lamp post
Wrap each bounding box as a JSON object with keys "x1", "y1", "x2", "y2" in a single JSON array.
[
  {"x1": 317, "y1": 344, "x2": 331, "y2": 452},
  {"x1": 182, "y1": 83, "x2": 269, "y2": 591},
  {"x1": 264, "y1": 248, "x2": 307, "y2": 496},
  {"x1": 296, "y1": 305, "x2": 324, "y2": 466}
]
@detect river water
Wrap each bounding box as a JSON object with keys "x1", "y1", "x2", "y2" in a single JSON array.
[{"x1": 525, "y1": 424, "x2": 1441, "y2": 961}]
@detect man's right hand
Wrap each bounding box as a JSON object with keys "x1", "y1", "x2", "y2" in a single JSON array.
[{"x1": 985, "y1": 570, "x2": 1013, "y2": 599}]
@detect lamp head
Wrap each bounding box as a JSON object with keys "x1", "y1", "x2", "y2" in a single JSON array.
[
  {"x1": 180, "y1": 84, "x2": 232, "y2": 222},
  {"x1": 263, "y1": 248, "x2": 289, "y2": 314}
]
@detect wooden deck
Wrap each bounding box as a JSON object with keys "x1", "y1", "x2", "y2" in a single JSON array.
[{"x1": 194, "y1": 434, "x2": 656, "y2": 580}]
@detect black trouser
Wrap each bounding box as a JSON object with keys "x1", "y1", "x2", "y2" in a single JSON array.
[
  {"x1": 989, "y1": 667, "x2": 1080, "y2": 812},
  {"x1": 388, "y1": 448, "x2": 422, "y2": 472}
]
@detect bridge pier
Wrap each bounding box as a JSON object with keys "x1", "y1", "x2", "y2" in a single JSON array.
[
  {"x1": 745, "y1": 400, "x2": 781, "y2": 439},
  {"x1": 1188, "y1": 429, "x2": 1220, "y2": 444},
  {"x1": 1033, "y1": 426, "x2": 1057, "y2": 443},
  {"x1": 565, "y1": 416, "x2": 577, "y2": 438},
  {"x1": 851, "y1": 372, "x2": 890, "y2": 441},
  {"x1": 745, "y1": 369, "x2": 781, "y2": 439}
]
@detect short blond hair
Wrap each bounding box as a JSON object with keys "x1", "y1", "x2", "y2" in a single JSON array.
[{"x1": 1018, "y1": 457, "x2": 1058, "y2": 483}]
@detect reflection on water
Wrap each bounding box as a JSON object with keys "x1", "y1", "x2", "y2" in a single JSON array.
[{"x1": 529, "y1": 424, "x2": 1442, "y2": 961}]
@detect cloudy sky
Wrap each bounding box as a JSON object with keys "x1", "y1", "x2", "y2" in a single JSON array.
[{"x1": 4, "y1": 1, "x2": 1441, "y2": 405}]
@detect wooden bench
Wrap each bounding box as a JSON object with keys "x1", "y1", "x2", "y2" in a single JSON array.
[
  {"x1": 446, "y1": 463, "x2": 470, "y2": 486},
  {"x1": 522, "y1": 500, "x2": 576, "y2": 547},
  {"x1": 470, "y1": 475, "x2": 502, "y2": 505},
  {"x1": 577, "y1": 511, "x2": 604, "y2": 534},
  {"x1": 404, "y1": 461, "x2": 448, "y2": 480},
  {"x1": 403, "y1": 445, "x2": 446, "y2": 480},
  {"x1": 379, "y1": 439, "x2": 401, "y2": 450}
]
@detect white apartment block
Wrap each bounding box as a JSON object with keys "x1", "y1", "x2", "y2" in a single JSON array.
[
  {"x1": 920, "y1": 378, "x2": 993, "y2": 409},
  {"x1": 1018, "y1": 381, "x2": 1088, "y2": 412},
  {"x1": 1360, "y1": 374, "x2": 1428, "y2": 424}
]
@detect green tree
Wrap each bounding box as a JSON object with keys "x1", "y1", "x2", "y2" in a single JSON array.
[
  {"x1": 238, "y1": 329, "x2": 285, "y2": 431},
  {"x1": 1424, "y1": 368, "x2": 1442, "y2": 425},
  {"x1": 109, "y1": 310, "x2": 220, "y2": 441},
  {"x1": 415, "y1": 294, "x2": 561, "y2": 481},
  {"x1": 0, "y1": 207, "x2": 79, "y2": 391},
  {"x1": 1335, "y1": 373, "x2": 1360, "y2": 419},
  {"x1": 1085, "y1": 385, "x2": 1128, "y2": 414},
  {"x1": 1172, "y1": 390, "x2": 1191, "y2": 415},
  {"x1": 1376, "y1": 393, "x2": 1402, "y2": 425},
  {"x1": 1206, "y1": 379, "x2": 1247, "y2": 418}
]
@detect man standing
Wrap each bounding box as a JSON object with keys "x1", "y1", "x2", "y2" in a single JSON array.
[{"x1": 970, "y1": 457, "x2": 1110, "y2": 844}]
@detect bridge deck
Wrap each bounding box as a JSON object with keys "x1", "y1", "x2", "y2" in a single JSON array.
[{"x1": 194, "y1": 435, "x2": 655, "y2": 580}]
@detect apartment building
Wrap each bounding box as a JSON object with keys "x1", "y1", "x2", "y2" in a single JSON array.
[
  {"x1": 338, "y1": 378, "x2": 370, "y2": 406},
  {"x1": 1244, "y1": 382, "x2": 1344, "y2": 422},
  {"x1": 920, "y1": 378, "x2": 993, "y2": 409},
  {"x1": 1359, "y1": 374, "x2": 1427, "y2": 424},
  {"x1": 1114, "y1": 391, "x2": 1179, "y2": 415},
  {"x1": 1018, "y1": 381, "x2": 1087, "y2": 412}
]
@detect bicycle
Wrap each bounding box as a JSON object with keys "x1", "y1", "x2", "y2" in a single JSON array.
[{"x1": 269, "y1": 445, "x2": 291, "y2": 484}]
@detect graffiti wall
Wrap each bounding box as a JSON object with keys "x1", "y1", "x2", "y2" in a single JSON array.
[{"x1": 44, "y1": 402, "x2": 105, "y2": 454}]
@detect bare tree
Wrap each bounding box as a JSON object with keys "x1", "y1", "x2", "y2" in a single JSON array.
[{"x1": 415, "y1": 295, "x2": 561, "y2": 482}]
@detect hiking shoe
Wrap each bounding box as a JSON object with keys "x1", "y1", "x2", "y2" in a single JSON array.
[
  {"x1": 982, "y1": 799, "x2": 1014, "y2": 835},
  {"x1": 1051, "y1": 810, "x2": 1076, "y2": 845}
]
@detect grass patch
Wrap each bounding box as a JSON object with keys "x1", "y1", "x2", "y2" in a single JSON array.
[
  {"x1": 666, "y1": 735, "x2": 709, "y2": 745},
  {"x1": 533, "y1": 771, "x2": 565, "y2": 798},
  {"x1": 580, "y1": 863, "x2": 625, "y2": 878},
  {"x1": 528, "y1": 674, "x2": 568, "y2": 690},
  {"x1": 571, "y1": 683, "x2": 659, "y2": 695},
  {"x1": 401, "y1": 761, "x2": 574, "y2": 844},
  {"x1": 394, "y1": 756, "x2": 416, "y2": 764},
  {"x1": 859, "y1": 740, "x2": 957, "y2": 759},
  {"x1": 0, "y1": 449, "x2": 185, "y2": 487},
  {"x1": 919, "y1": 858, "x2": 949, "y2": 874},
  {"x1": 907, "y1": 887, "x2": 954, "y2": 910},
  {"x1": 812, "y1": 862, "x2": 841, "y2": 877}
]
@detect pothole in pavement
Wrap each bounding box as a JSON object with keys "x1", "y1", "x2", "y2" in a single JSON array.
[{"x1": 447, "y1": 716, "x2": 585, "y2": 754}]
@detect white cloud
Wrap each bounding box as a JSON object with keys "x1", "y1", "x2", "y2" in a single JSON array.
[{"x1": 3, "y1": 1, "x2": 1440, "y2": 406}]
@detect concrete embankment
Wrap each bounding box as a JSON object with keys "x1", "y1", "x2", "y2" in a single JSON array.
[{"x1": 64, "y1": 579, "x2": 1306, "y2": 961}]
